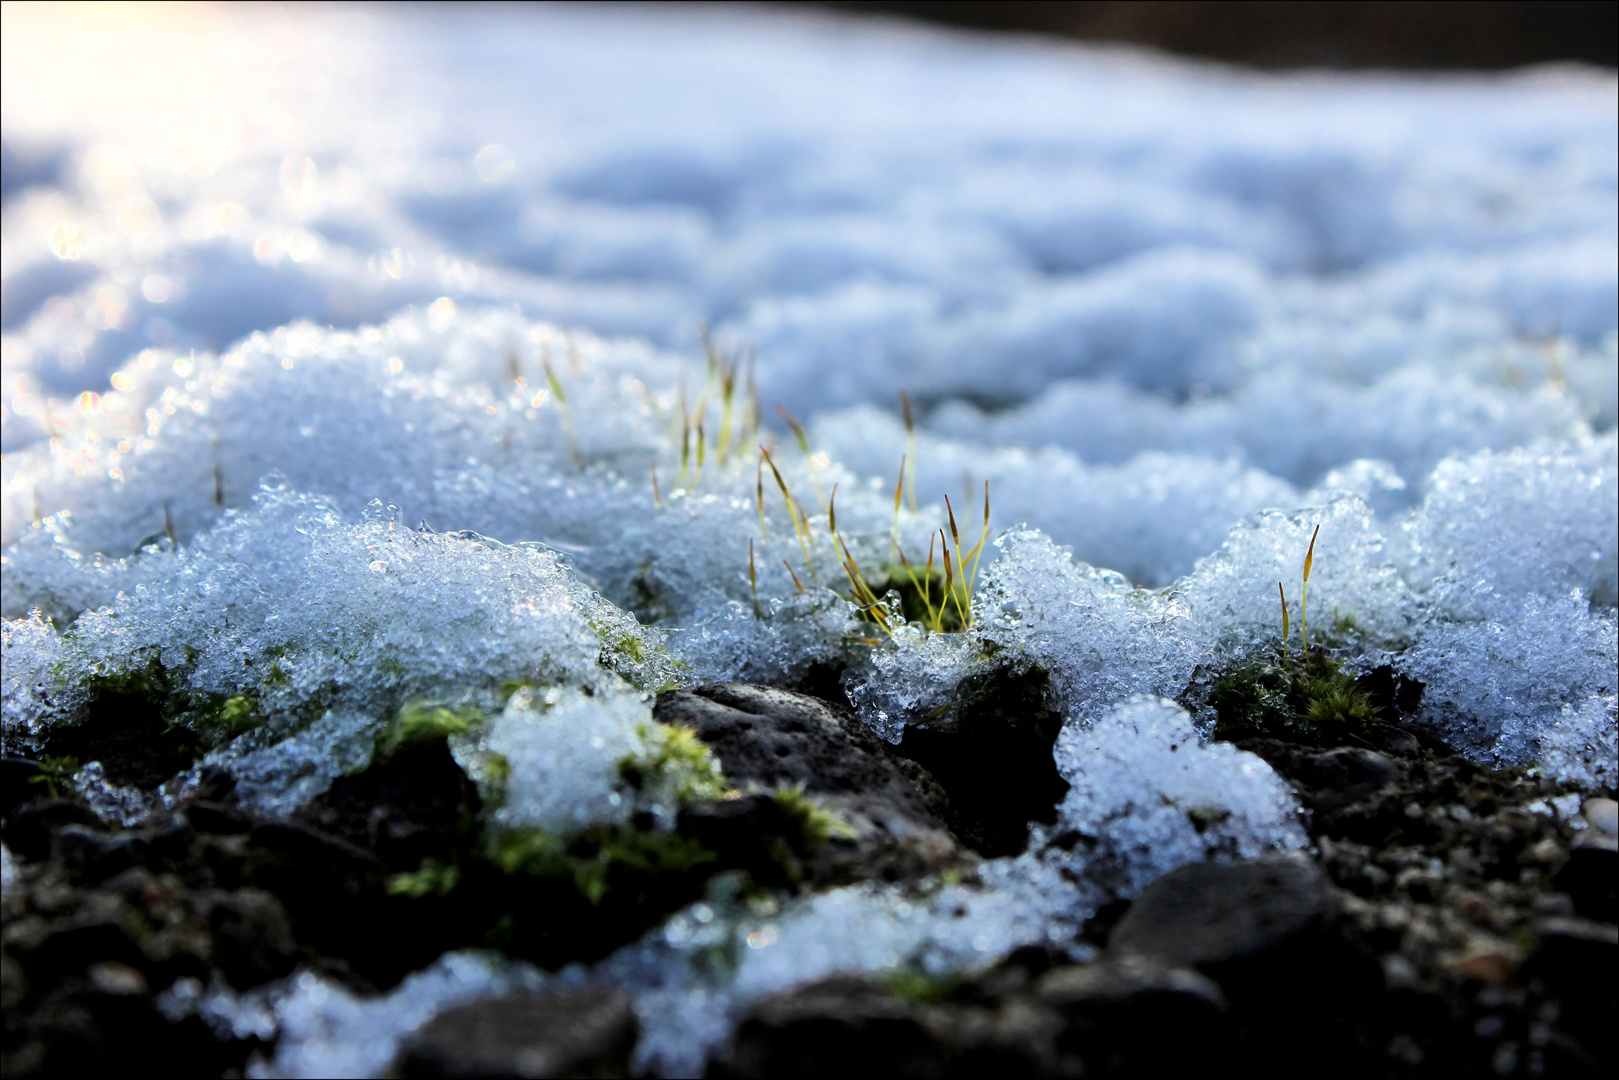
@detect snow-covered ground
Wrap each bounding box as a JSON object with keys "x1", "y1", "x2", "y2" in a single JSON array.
[{"x1": 2, "y1": 4, "x2": 1615, "y2": 1075}]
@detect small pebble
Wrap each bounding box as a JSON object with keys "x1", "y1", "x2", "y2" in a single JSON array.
[
  {"x1": 89, "y1": 962, "x2": 148, "y2": 996},
  {"x1": 1581, "y1": 797, "x2": 1617, "y2": 837}
]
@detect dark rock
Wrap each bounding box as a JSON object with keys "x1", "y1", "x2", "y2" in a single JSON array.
[
  {"x1": 719, "y1": 976, "x2": 968, "y2": 1079},
  {"x1": 1527, "y1": 915, "x2": 1618, "y2": 997},
  {"x1": 398, "y1": 988, "x2": 638, "y2": 1079},
  {"x1": 188, "y1": 765, "x2": 238, "y2": 804},
  {"x1": 242, "y1": 819, "x2": 388, "y2": 972},
  {"x1": 655, "y1": 684, "x2": 962, "y2": 881},
  {"x1": 1288, "y1": 747, "x2": 1399, "y2": 811},
  {"x1": 4, "y1": 798, "x2": 104, "y2": 862},
  {"x1": 53, "y1": 824, "x2": 148, "y2": 882},
  {"x1": 298, "y1": 736, "x2": 481, "y2": 873},
  {"x1": 195, "y1": 888, "x2": 299, "y2": 988},
  {"x1": 655, "y1": 684, "x2": 932, "y2": 815},
  {"x1": 1529, "y1": 916, "x2": 1618, "y2": 1072},
  {"x1": 1, "y1": 756, "x2": 44, "y2": 814},
  {"x1": 1109, "y1": 853, "x2": 1333, "y2": 981},
  {"x1": 1352, "y1": 665, "x2": 1424, "y2": 721},
  {"x1": 27, "y1": 919, "x2": 147, "y2": 978},
  {"x1": 893, "y1": 666, "x2": 1070, "y2": 857},
  {"x1": 675, "y1": 793, "x2": 814, "y2": 886},
  {"x1": 1554, "y1": 834, "x2": 1617, "y2": 923},
  {"x1": 183, "y1": 800, "x2": 254, "y2": 835},
  {"x1": 41, "y1": 687, "x2": 200, "y2": 790},
  {"x1": 719, "y1": 972, "x2": 1066, "y2": 1079},
  {"x1": 1036, "y1": 955, "x2": 1228, "y2": 1075}
]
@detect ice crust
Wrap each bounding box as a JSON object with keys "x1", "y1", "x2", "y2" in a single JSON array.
[
  {"x1": 1039, "y1": 697, "x2": 1309, "y2": 898},
  {"x1": 4, "y1": 5, "x2": 1618, "y2": 1076}
]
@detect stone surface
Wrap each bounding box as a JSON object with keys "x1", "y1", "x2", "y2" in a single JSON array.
[
  {"x1": 1582, "y1": 797, "x2": 1617, "y2": 836},
  {"x1": 1034, "y1": 955, "x2": 1228, "y2": 1075},
  {"x1": 891, "y1": 666, "x2": 1071, "y2": 857},
  {"x1": 655, "y1": 684, "x2": 964, "y2": 882},
  {"x1": 1555, "y1": 835, "x2": 1617, "y2": 923},
  {"x1": 1108, "y1": 852, "x2": 1333, "y2": 975},
  {"x1": 398, "y1": 988, "x2": 638, "y2": 1079},
  {"x1": 719, "y1": 974, "x2": 1049, "y2": 1079}
]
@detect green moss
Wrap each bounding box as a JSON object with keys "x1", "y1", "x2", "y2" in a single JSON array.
[
  {"x1": 772, "y1": 784, "x2": 855, "y2": 846},
  {"x1": 375, "y1": 701, "x2": 483, "y2": 760},
  {"x1": 387, "y1": 858, "x2": 461, "y2": 897},
  {"x1": 883, "y1": 967, "x2": 961, "y2": 1003},
  {"x1": 485, "y1": 824, "x2": 715, "y2": 906},
  {"x1": 187, "y1": 694, "x2": 264, "y2": 743},
  {"x1": 28, "y1": 756, "x2": 80, "y2": 800},
  {"x1": 619, "y1": 722, "x2": 732, "y2": 805},
  {"x1": 1206, "y1": 648, "x2": 1384, "y2": 743},
  {"x1": 1187, "y1": 806, "x2": 1233, "y2": 834}
]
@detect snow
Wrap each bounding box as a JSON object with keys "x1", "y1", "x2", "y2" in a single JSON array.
[{"x1": 3, "y1": 3, "x2": 1615, "y2": 1075}]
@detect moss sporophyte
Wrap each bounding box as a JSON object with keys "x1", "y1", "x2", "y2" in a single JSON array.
[
  {"x1": 1211, "y1": 524, "x2": 1382, "y2": 741},
  {"x1": 746, "y1": 390, "x2": 992, "y2": 639}
]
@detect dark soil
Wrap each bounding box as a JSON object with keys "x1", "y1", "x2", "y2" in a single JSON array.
[{"x1": 3, "y1": 676, "x2": 1613, "y2": 1077}]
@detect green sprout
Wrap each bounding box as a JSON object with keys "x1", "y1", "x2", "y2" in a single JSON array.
[
  {"x1": 29, "y1": 756, "x2": 80, "y2": 800},
  {"x1": 375, "y1": 701, "x2": 481, "y2": 760}
]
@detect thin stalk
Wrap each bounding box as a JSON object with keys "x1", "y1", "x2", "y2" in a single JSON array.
[
  {"x1": 962, "y1": 481, "x2": 991, "y2": 603},
  {"x1": 755, "y1": 457, "x2": 768, "y2": 541},
  {"x1": 652, "y1": 462, "x2": 663, "y2": 508},
  {"x1": 1278, "y1": 582, "x2": 1290, "y2": 675},
  {"x1": 542, "y1": 358, "x2": 582, "y2": 467},
  {"x1": 763, "y1": 447, "x2": 818, "y2": 581},
  {"x1": 1302, "y1": 523, "x2": 1319, "y2": 673},
  {"x1": 717, "y1": 363, "x2": 736, "y2": 462},
  {"x1": 777, "y1": 404, "x2": 826, "y2": 510},
  {"x1": 891, "y1": 454, "x2": 906, "y2": 548},
  {"x1": 944, "y1": 495, "x2": 971, "y2": 628}
]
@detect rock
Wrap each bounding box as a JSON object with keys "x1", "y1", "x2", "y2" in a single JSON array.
[
  {"x1": 654, "y1": 684, "x2": 933, "y2": 815},
  {"x1": 1582, "y1": 797, "x2": 1617, "y2": 837},
  {"x1": 0, "y1": 757, "x2": 44, "y2": 815},
  {"x1": 1554, "y1": 834, "x2": 1617, "y2": 922},
  {"x1": 675, "y1": 793, "x2": 816, "y2": 886},
  {"x1": 297, "y1": 736, "x2": 481, "y2": 873},
  {"x1": 3, "y1": 799, "x2": 104, "y2": 862},
  {"x1": 1035, "y1": 955, "x2": 1228, "y2": 1075},
  {"x1": 28, "y1": 919, "x2": 147, "y2": 977},
  {"x1": 182, "y1": 800, "x2": 253, "y2": 835},
  {"x1": 194, "y1": 887, "x2": 298, "y2": 988},
  {"x1": 1528, "y1": 915, "x2": 1618, "y2": 996},
  {"x1": 87, "y1": 961, "x2": 148, "y2": 996},
  {"x1": 1109, "y1": 853, "x2": 1333, "y2": 981},
  {"x1": 891, "y1": 665, "x2": 1071, "y2": 857},
  {"x1": 719, "y1": 969, "x2": 1075, "y2": 1079},
  {"x1": 1528, "y1": 916, "x2": 1618, "y2": 1069},
  {"x1": 1292, "y1": 748, "x2": 1399, "y2": 811},
  {"x1": 719, "y1": 976, "x2": 971, "y2": 1079},
  {"x1": 398, "y1": 988, "x2": 638, "y2": 1079},
  {"x1": 41, "y1": 690, "x2": 201, "y2": 790},
  {"x1": 53, "y1": 824, "x2": 148, "y2": 883},
  {"x1": 655, "y1": 684, "x2": 963, "y2": 881},
  {"x1": 241, "y1": 819, "x2": 391, "y2": 977}
]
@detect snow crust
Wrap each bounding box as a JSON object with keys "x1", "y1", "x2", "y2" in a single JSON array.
[{"x1": 3, "y1": 4, "x2": 1616, "y2": 1076}]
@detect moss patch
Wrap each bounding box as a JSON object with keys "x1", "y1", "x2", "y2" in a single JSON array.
[
  {"x1": 619, "y1": 722, "x2": 732, "y2": 806},
  {"x1": 1204, "y1": 647, "x2": 1386, "y2": 744},
  {"x1": 374, "y1": 701, "x2": 482, "y2": 761}
]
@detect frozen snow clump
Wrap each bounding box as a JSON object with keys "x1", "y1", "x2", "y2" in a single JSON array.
[{"x1": 1039, "y1": 696, "x2": 1308, "y2": 899}]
